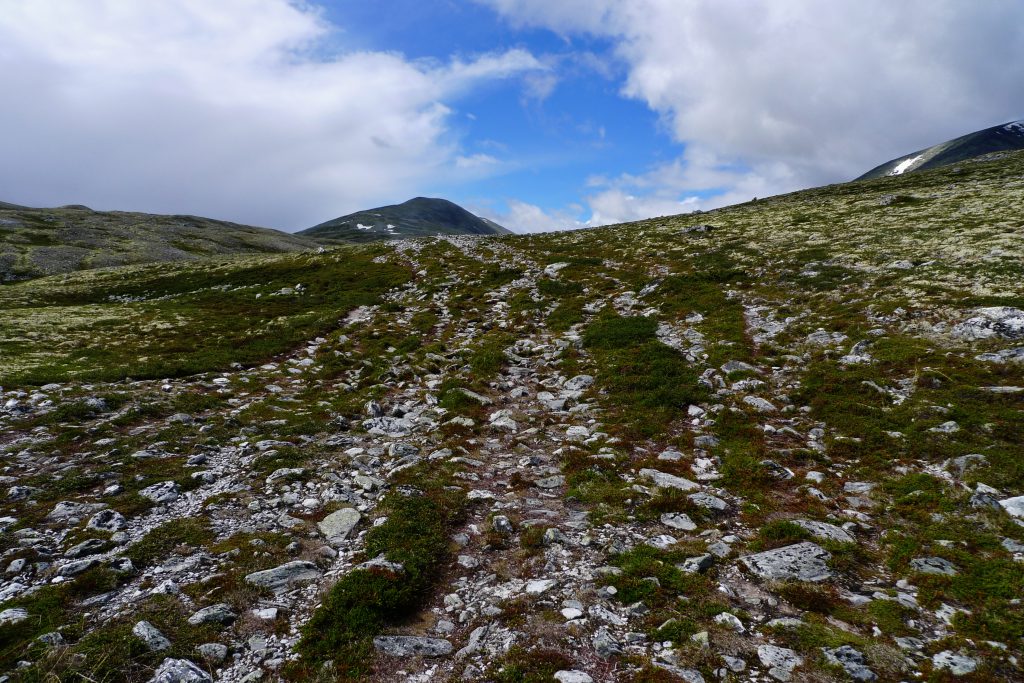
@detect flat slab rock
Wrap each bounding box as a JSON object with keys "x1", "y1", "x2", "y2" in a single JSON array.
[
  {"x1": 318, "y1": 507, "x2": 361, "y2": 544},
  {"x1": 999, "y1": 495, "x2": 1024, "y2": 518},
  {"x1": 148, "y1": 658, "x2": 212, "y2": 683},
  {"x1": 740, "y1": 542, "x2": 833, "y2": 582},
  {"x1": 639, "y1": 468, "x2": 700, "y2": 492},
  {"x1": 373, "y1": 635, "x2": 453, "y2": 657},
  {"x1": 792, "y1": 519, "x2": 855, "y2": 544},
  {"x1": 244, "y1": 561, "x2": 321, "y2": 592}
]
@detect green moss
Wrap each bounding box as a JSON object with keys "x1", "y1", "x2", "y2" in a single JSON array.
[
  {"x1": 490, "y1": 646, "x2": 574, "y2": 683},
  {"x1": 125, "y1": 518, "x2": 214, "y2": 568},
  {"x1": 584, "y1": 313, "x2": 707, "y2": 438},
  {"x1": 294, "y1": 467, "x2": 467, "y2": 678}
]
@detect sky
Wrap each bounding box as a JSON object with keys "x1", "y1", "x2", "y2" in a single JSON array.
[{"x1": 1, "y1": 1, "x2": 1022, "y2": 233}]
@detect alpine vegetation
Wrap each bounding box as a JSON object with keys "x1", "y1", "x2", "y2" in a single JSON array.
[{"x1": 1, "y1": 149, "x2": 1023, "y2": 682}]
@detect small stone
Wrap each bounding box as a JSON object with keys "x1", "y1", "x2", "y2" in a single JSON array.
[
  {"x1": 139, "y1": 481, "x2": 180, "y2": 504},
  {"x1": 525, "y1": 579, "x2": 557, "y2": 595},
  {"x1": 910, "y1": 556, "x2": 957, "y2": 576},
  {"x1": 822, "y1": 645, "x2": 876, "y2": 681},
  {"x1": 687, "y1": 492, "x2": 728, "y2": 511},
  {"x1": 554, "y1": 672, "x2": 594, "y2": 683},
  {"x1": 372, "y1": 635, "x2": 453, "y2": 657},
  {"x1": 660, "y1": 512, "x2": 697, "y2": 531},
  {"x1": 743, "y1": 396, "x2": 777, "y2": 413},
  {"x1": 713, "y1": 612, "x2": 744, "y2": 632},
  {"x1": 640, "y1": 468, "x2": 700, "y2": 492},
  {"x1": 148, "y1": 658, "x2": 212, "y2": 683},
  {"x1": 932, "y1": 650, "x2": 978, "y2": 676},
  {"x1": 86, "y1": 510, "x2": 126, "y2": 532},
  {"x1": 318, "y1": 508, "x2": 361, "y2": 544},
  {"x1": 647, "y1": 534, "x2": 678, "y2": 550},
  {"x1": 564, "y1": 375, "x2": 595, "y2": 391},
  {"x1": 196, "y1": 643, "x2": 228, "y2": 663},
  {"x1": 999, "y1": 495, "x2": 1024, "y2": 518},
  {"x1": 0, "y1": 608, "x2": 28, "y2": 626},
  {"x1": 534, "y1": 475, "x2": 565, "y2": 489},
  {"x1": 678, "y1": 554, "x2": 714, "y2": 574},
  {"x1": 133, "y1": 620, "x2": 171, "y2": 651},
  {"x1": 245, "y1": 561, "x2": 321, "y2": 592},
  {"x1": 757, "y1": 644, "x2": 802, "y2": 681},
  {"x1": 187, "y1": 603, "x2": 236, "y2": 626},
  {"x1": 592, "y1": 628, "x2": 621, "y2": 657},
  {"x1": 792, "y1": 519, "x2": 855, "y2": 544},
  {"x1": 491, "y1": 515, "x2": 514, "y2": 535}
]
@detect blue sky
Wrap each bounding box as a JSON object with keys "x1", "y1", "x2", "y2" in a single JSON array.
[
  {"x1": 1, "y1": 1, "x2": 1022, "y2": 232},
  {"x1": 319, "y1": 0, "x2": 678, "y2": 228}
]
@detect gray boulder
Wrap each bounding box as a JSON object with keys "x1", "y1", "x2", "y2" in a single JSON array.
[
  {"x1": 148, "y1": 658, "x2": 212, "y2": 683},
  {"x1": 372, "y1": 635, "x2": 453, "y2": 657},
  {"x1": 132, "y1": 621, "x2": 171, "y2": 651},
  {"x1": 245, "y1": 561, "x2": 321, "y2": 592},
  {"x1": 0, "y1": 608, "x2": 28, "y2": 626},
  {"x1": 823, "y1": 645, "x2": 876, "y2": 681},
  {"x1": 932, "y1": 650, "x2": 978, "y2": 676},
  {"x1": 187, "y1": 603, "x2": 236, "y2": 626},
  {"x1": 639, "y1": 468, "x2": 700, "y2": 492},
  {"x1": 792, "y1": 519, "x2": 855, "y2": 544},
  {"x1": 953, "y1": 307, "x2": 1024, "y2": 340},
  {"x1": 139, "y1": 481, "x2": 180, "y2": 504},
  {"x1": 740, "y1": 542, "x2": 833, "y2": 582},
  {"x1": 88, "y1": 509, "x2": 127, "y2": 532},
  {"x1": 318, "y1": 508, "x2": 361, "y2": 544},
  {"x1": 910, "y1": 556, "x2": 957, "y2": 576}
]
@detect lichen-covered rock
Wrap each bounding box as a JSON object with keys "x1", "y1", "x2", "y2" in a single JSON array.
[
  {"x1": 740, "y1": 542, "x2": 833, "y2": 582},
  {"x1": 148, "y1": 658, "x2": 212, "y2": 683},
  {"x1": 245, "y1": 561, "x2": 321, "y2": 592},
  {"x1": 372, "y1": 635, "x2": 453, "y2": 657}
]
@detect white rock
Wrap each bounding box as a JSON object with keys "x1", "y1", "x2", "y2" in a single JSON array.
[
  {"x1": 660, "y1": 512, "x2": 697, "y2": 531},
  {"x1": 999, "y1": 495, "x2": 1024, "y2": 518},
  {"x1": 554, "y1": 672, "x2": 594, "y2": 683},
  {"x1": 639, "y1": 468, "x2": 700, "y2": 492},
  {"x1": 525, "y1": 579, "x2": 557, "y2": 595}
]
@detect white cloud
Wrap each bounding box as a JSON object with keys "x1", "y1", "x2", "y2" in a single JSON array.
[
  {"x1": 0, "y1": 0, "x2": 545, "y2": 229},
  {"x1": 483, "y1": 0, "x2": 1024, "y2": 225},
  {"x1": 476, "y1": 199, "x2": 583, "y2": 233},
  {"x1": 455, "y1": 154, "x2": 501, "y2": 170}
]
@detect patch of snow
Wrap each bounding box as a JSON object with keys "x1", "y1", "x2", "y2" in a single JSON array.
[
  {"x1": 356, "y1": 223, "x2": 373, "y2": 231},
  {"x1": 889, "y1": 154, "x2": 924, "y2": 176},
  {"x1": 1005, "y1": 120, "x2": 1024, "y2": 135}
]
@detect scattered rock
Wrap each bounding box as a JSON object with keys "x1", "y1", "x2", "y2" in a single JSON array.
[
  {"x1": 740, "y1": 542, "x2": 833, "y2": 582},
  {"x1": 318, "y1": 507, "x2": 361, "y2": 544},
  {"x1": 133, "y1": 621, "x2": 171, "y2": 651},
  {"x1": 245, "y1": 561, "x2": 321, "y2": 592},
  {"x1": 372, "y1": 636, "x2": 453, "y2": 657},
  {"x1": 148, "y1": 658, "x2": 213, "y2": 683}
]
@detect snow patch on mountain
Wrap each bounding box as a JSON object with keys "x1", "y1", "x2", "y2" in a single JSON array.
[{"x1": 890, "y1": 154, "x2": 924, "y2": 176}]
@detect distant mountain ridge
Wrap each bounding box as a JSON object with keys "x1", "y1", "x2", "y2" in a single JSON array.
[
  {"x1": 858, "y1": 119, "x2": 1024, "y2": 180},
  {"x1": 0, "y1": 203, "x2": 315, "y2": 281},
  {"x1": 299, "y1": 197, "x2": 510, "y2": 243}
]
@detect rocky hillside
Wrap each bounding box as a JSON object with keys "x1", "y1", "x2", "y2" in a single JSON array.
[
  {"x1": 857, "y1": 119, "x2": 1024, "y2": 180},
  {"x1": 0, "y1": 204, "x2": 316, "y2": 281},
  {"x1": 1, "y1": 152, "x2": 1023, "y2": 683},
  {"x1": 300, "y1": 197, "x2": 511, "y2": 243}
]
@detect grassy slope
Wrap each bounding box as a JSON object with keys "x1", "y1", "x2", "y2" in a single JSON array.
[
  {"x1": 2, "y1": 151, "x2": 1022, "y2": 387},
  {"x1": 0, "y1": 246, "x2": 410, "y2": 384},
  {"x1": 0, "y1": 206, "x2": 316, "y2": 281},
  {"x1": 1, "y1": 151, "x2": 1023, "y2": 681}
]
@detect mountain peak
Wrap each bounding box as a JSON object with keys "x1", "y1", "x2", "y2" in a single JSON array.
[
  {"x1": 858, "y1": 118, "x2": 1024, "y2": 180},
  {"x1": 299, "y1": 197, "x2": 510, "y2": 243}
]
